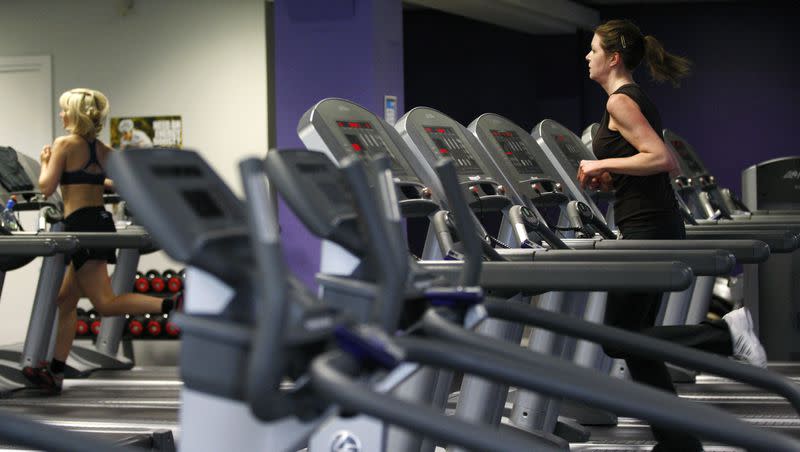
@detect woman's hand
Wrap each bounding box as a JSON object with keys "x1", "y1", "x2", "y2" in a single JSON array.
[
  {"x1": 593, "y1": 171, "x2": 614, "y2": 191},
  {"x1": 578, "y1": 160, "x2": 607, "y2": 189},
  {"x1": 40, "y1": 145, "x2": 52, "y2": 165}
]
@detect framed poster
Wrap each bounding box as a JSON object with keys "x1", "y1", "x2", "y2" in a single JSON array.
[{"x1": 110, "y1": 115, "x2": 182, "y2": 149}]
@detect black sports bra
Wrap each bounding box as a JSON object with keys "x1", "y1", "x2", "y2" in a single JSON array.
[{"x1": 60, "y1": 138, "x2": 106, "y2": 186}]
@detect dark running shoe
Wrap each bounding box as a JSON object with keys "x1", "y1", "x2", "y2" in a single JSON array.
[
  {"x1": 171, "y1": 292, "x2": 184, "y2": 313},
  {"x1": 36, "y1": 366, "x2": 64, "y2": 395},
  {"x1": 21, "y1": 361, "x2": 45, "y2": 386}
]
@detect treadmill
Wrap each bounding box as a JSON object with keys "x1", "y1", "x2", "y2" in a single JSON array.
[
  {"x1": 465, "y1": 112, "x2": 800, "y2": 430},
  {"x1": 662, "y1": 130, "x2": 800, "y2": 364},
  {"x1": 540, "y1": 119, "x2": 800, "y2": 434},
  {"x1": 664, "y1": 130, "x2": 800, "y2": 221},
  {"x1": 0, "y1": 147, "x2": 165, "y2": 377},
  {"x1": 742, "y1": 156, "x2": 800, "y2": 214},
  {"x1": 0, "y1": 149, "x2": 179, "y2": 449},
  {"x1": 546, "y1": 119, "x2": 800, "y2": 360}
]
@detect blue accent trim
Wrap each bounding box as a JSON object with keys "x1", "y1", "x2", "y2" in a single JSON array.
[{"x1": 334, "y1": 326, "x2": 400, "y2": 369}]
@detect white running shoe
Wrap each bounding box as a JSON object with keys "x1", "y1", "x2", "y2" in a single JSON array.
[{"x1": 723, "y1": 307, "x2": 767, "y2": 368}]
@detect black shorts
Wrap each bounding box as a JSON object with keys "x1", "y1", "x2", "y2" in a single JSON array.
[{"x1": 63, "y1": 206, "x2": 117, "y2": 270}]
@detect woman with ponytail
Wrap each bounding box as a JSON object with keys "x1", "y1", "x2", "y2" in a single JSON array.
[
  {"x1": 34, "y1": 89, "x2": 180, "y2": 394},
  {"x1": 578, "y1": 20, "x2": 766, "y2": 451}
]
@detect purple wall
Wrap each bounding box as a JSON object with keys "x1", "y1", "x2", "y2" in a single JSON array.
[
  {"x1": 275, "y1": 0, "x2": 404, "y2": 288},
  {"x1": 585, "y1": 3, "x2": 800, "y2": 196}
]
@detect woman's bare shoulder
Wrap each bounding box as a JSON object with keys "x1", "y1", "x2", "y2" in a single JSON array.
[
  {"x1": 96, "y1": 140, "x2": 116, "y2": 159},
  {"x1": 52, "y1": 135, "x2": 83, "y2": 153}
]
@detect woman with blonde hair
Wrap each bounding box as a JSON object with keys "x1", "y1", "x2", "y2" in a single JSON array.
[{"x1": 33, "y1": 88, "x2": 179, "y2": 393}]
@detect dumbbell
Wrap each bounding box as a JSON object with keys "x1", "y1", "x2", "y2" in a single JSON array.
[
  {"x1": 145, "y1": 314, "x2": 165, "y2": 337},
  {"x1": 164, "y1": 313, "x2": 181, "y2": 338},
  {"x1": 75, "y1": 308, "x2": 90, "y2": 337},
  {"x1": 127, "y1": 315, "x2": 145, "y2": 337},
  {"x1": 88, "y1": 309, "x2": 102, "y2": 336},
  {"x1": 162, "y1": 269, "x2": 183, "y2": 293},
  {"x1": 145, "y1": 270, "x2": 166, "y2": 293},
  {"x1": 133, "y1": 271, "x2": 150, "y2": 293}
]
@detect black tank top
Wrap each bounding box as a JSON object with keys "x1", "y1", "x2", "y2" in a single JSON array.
[
  {"x1": 592, "y1": 83, "x2": 678, "y2": 227},
  {"x1": 60, "y1": 138, "x2": 106, "y2": 186}
]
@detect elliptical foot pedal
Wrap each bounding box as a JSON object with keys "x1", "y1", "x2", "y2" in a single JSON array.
[
  {"x1": 114, "y1": 430, "x2": 176, "y2": 451},
  {"x1": 558, "y1": 399, "x2": 618, "y2": 426},
  {"x1": 499, "y1": 420, "x2": 570, "y2": 450},
  {"x1": 554, "y1": 416, "x2": 591, "y2": 442},
  {"x1": 667, "y1": 363, "x2": 697, "y2": 384}
]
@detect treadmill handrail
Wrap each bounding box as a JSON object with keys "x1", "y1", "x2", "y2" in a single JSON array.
[
  {"x1": 36, "y1": 231, "x2": 152, "y2": 249},
  {"x1": 420, "y1": 260, "x2": 692, "y2": 291},
  {"x1": 685, "y1": 229, "x2": 798, "y2": 253},
  {"x1": 476, "y1": 300, "x2": 800, "y2": 416},
  {"x1": 592, "y1": 239, "x2": 770, "y2": 264},
  {"x1": 0, "y1": 237, "x2": 58, "y2": 256},
  {"x1": 412, "y1": 317, "x2": 799, "y2": 452},
  {"x1": 496, "y1": 248, "x2": 734, "y2": 276}
]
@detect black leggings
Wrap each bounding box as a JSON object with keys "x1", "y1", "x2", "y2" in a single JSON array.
[{"x1": 604, "y1": 215, "x2": 732, "y2": 451}]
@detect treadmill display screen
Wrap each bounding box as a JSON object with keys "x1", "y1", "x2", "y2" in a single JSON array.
[
  {"x1": 423, "y1": 126, "x2": 482, "y2": 175},
  {"x1": 553, "y1": 134, "x2": 588, "y2": 170},
  {"x1": 490, "y1": 129, "x2": 544, "y2": 176},
  {"x1": 336, "y1": 120, "x2": 408, "y2": 177},
  {"x1": 670, "y1": 139, "x2": 704, "y2": 176}
]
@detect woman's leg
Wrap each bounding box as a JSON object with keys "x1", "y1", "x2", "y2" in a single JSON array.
[
  {"x1": 52, "y1": 266, "x2": 83, "y2": 363},
  {"x1": 75, "y1": 260, "x2": 165, "y2": 316},
  {"x1": 604, "y1": 291, "x2": 704, "y2": 452},
  {"x1": 641, "y1": 320, "x2": 732, "y2": 355}
]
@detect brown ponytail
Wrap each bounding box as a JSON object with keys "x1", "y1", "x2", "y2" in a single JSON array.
[
  {"x1": 643, "y1": 35, "x2": 691, "y2": 87},
  {"x1": 595, "y1": 19, "x2": 691, "y2": 87}
]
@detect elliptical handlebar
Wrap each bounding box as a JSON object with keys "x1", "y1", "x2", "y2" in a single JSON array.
[
  {"x1": 339, "y1": 154, "x2": 409, "y2": 331},
  {"x1": 239, "y1": 156, "x2": 294, "y2": 420},
  {"x1": 433, "y1": 158, "x2": 484, "y2": 286}
]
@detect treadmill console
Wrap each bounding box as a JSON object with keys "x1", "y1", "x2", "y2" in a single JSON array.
[
  {"x1": 298, "y1": 99, "x2": 436, "y2": 213},
  {"x1": 581, "y1": 123, "x2": 599, "y2": 151},
  {"x1": 664, "y1": 129, "x2": 707, "y2": 177},
  {"x1": 469, "y1": 113, "x2": 569, "y2": 211},
  {"x1": 533, "y1": 119, "x2": 607, "y2": 221},
  {"x1": 396, "y1": 107, "x2": 510, "y2": 210},
  {"x1": 421, "y1": 125, "x2": 483, "y2": 176}
]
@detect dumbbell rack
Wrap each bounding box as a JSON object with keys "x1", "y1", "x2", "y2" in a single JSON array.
[{"x1": 74, "y1": 268, "x2": 184, "y2": 342}]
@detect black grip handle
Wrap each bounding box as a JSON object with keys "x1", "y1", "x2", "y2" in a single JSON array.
[
  {"x1": 340, "y1": 154, "x2": 408, "y2": 331},
  {"x1": 239, "y1": 156, "x2": 292, "y2": 420}
]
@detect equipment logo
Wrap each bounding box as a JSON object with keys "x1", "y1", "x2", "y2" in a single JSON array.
[
  {"x1": 331, "y1": 431, "x2": 362, "y2": 452},
  {"x1": 783, "y1": 170, "x2": 800, "y2": 180}
]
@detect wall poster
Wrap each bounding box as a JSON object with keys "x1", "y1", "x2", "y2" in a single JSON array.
[{"x1": 109, "y1": 115, "x2": 182, "y2": 150}]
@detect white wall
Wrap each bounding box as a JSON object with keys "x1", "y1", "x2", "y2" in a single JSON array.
[
  {"x1": 0, "y1": 0, "x2": 268, "y2": 188},
  {"x1": 0, "y1": 0, "x2": 268, "y2": 344}
]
